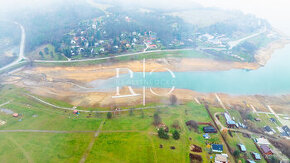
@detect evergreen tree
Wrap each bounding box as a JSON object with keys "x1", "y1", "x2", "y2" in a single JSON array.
[
  {"x1": 158, "y1": 128, "x2": 169, "y2": 139},
  {"x1": 172, "y1": 130, "x2": 180, "y2": 140}
]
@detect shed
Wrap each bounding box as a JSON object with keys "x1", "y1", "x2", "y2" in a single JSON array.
[
  {"x1": 226, "y1": 120, "x2": 236, "y2": 128},
  {"x1": 251, "y1": 152, "x2": 261, "y2": 160},
  {"x1": 282, "y1": 125, "x2": 290, "y2": 136},
  {"x1": 264, "y1": 126, "x2": 272, "y2": 132},
  {"x1": 282, "y1": 125, "x2": 290, "y2": 132},
  {"x1": 211, "y1": 144, "x2": 223, "y2": 153},
  {"x1": 203, "y1": 126, "x2": 217, "y2": 133},
  {"x1": 12, "y1": 113, "x2": 19, "y2": 117},
  {"x1": 254, "y1": 118, "x2": 261, "y2": 121},
  {"x1": 203, "y1": 133, "x2": 210, "y2": 139},
  {"x1": 238, "y1": 144, "x2": 246, "y2": 152},
  {"x1": 269, "y1": 118, "x2": 276, "y2": 123}
]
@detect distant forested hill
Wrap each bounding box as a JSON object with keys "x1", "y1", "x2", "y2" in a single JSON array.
[{"x1": 7, "y1": 1, "x2": 104, "y2": 52}]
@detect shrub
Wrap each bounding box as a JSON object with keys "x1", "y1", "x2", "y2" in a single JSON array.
[
  {"x1": 233, "y1": 150, "x2": 240, "y2": 158},
  {"x1": 172, "y1": 130, "x2": 180, "y2": 140},
  {"x1": 158, "y1": 128, "x2": 169, "y2": 139},
  {"x1": 107, "y1": 112, "x2": 112, "y2": 119}
]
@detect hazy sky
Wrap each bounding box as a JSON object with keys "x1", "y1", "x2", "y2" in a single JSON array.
[
  {"x1": 0, "y1": 0, "x2": 289, "y2": 35},
  {"x1": 190, "y1": 0, "x2": 290, "y2": 35}
]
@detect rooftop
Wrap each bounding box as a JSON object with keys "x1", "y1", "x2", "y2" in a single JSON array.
[
  {"x1": 260, "y1": 144, "x2": 272, "y2": 154},
  {"x1": 254, "y1": 138, "x2": 270, "y2": 145},
  {"x1": 264, "y1": 126, "x2": 272, "y2": 132},
  {"x1": 212, "y1": 144, "x2": 223, "y2": 152},
  {"x1": 251, "y1": 152, "x2": 261, "y2": 160},
  {"x1": 238, "y1": 144, "x2": 246, "y2": 152},
  {"x1": 215, "y1": 154, "x2": 228, "y2": 163}
]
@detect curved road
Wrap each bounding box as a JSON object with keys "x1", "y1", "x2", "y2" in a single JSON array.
[{"x1": 0, "y1": 22, "x2": 26, "y2": 71}]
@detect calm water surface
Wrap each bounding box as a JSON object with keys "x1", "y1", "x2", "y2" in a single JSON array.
[{"x1": 92, "y1": 44, "x2": 290, "y2": 95}]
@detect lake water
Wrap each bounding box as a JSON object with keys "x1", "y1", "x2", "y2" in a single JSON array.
[{"x1": 91, "y1": 44, "x2": 290, "y2": 95}]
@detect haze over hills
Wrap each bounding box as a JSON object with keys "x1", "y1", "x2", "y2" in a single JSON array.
[{"x1": 0, "y1": 0, "x2": 280, "y2": 67}]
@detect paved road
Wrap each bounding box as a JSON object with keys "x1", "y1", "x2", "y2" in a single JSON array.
[
  {"x1": 228, "y1": 28, "x2": 266, "y2": 49},
  {"x1": 0, "y1": 22, "x2": 26, "y2": 71},
  {"x1": 34, "y1": 48, "x2": 194, "y2": 63}
]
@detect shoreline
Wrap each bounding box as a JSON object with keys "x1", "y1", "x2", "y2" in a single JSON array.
[
  {"x1": 255, "y1": 39, "x2": 290, "y2": 66},
  {"x1": 2, "y1": 39, "x2": 290, "y2": 114},
  {"x1": 23, "y1": 38, "x2": 289, "y2": 82}
]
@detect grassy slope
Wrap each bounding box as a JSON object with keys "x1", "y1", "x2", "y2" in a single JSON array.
[
  {"x1": 0, "y1": 85, "x2": 232, "y2": 162},
  {"x1": 0, "y1": 133, "x2": 93, "y2": 163},
  {"x1": 226, "y1": 132, "x2": 267, "y2": 163}
]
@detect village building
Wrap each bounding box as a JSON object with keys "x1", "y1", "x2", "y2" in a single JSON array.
[
  {"x1": 260, "y1": 145, "x2": 273, "y2": 156},
  {"x1": 99, "y1": 48, "x2": 105, "y2": 52},
  {"x1": 281, "y1": 125, "x2": 290, "y2": 136},
  {"x1": 211, "y1": 144, "x2": 223, "y2": 153},
  {"x1": 269, "y1": 118, "x2": 277, "y2": 123},
  {"x1": 238, "y1": 144, "x2": 246, "y2": 152},
  {"x1": 12, "y1": 113, "x2": 19, "y2": 117},
  {"x1": 254, "y1": 118, "x2": 261, "y2": 121},
  {"x1": 203, "y1": 126, "x2": 217, "y2": 133},
  {"x1": 263, "y1": 126, "x2": 275, "y2": 134},
  {"x1": 251, "y1": 152, "x2": 261, "y2": 160},
  {"x1": 254, "y1": 138, "x2": 270, "y2": 145},
  {"x1": 224, "y1": 112, "x2": 236, "y2": 128},
  {"x1": 215, "y1": 154, "x2": 228, "y2": 163},
  {"x1": 92, "y1": 24, "x2": 97, "y2": 29}
]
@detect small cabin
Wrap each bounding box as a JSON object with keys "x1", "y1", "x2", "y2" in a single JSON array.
[
  {"x1": 12, "y1": 113, "x2": 19, "y2": 117},
  {"x1": 211, "y1": 144, "x2": 223, "y2": 153},
  {"x1": 203, "y1": 126, "x2": 217, "y2": 133},
  {"x1": 251, "y1": 152, "x2": 261, "y2": 160},
  {"x1": 238, "y1": 144, "x2": 247, "y2": 152}
]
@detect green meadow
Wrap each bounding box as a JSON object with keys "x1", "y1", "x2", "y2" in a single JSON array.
[{"x1": 0, "y1": 85, "x2": 231, "y2": 163}]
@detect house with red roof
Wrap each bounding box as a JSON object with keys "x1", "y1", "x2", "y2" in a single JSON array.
[{"x1": 260, "y1": 145, "x2": 273, "y2": 156}]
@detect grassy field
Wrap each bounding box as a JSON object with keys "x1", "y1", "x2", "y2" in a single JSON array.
[
  {"x1": 0, "y1": 132, "x2": 94, "y2": 163},
  {"x1": 0, "y1": 85, "x2": 232, "y2": 163},
  {"x1": 28, "y1": 44, "x2": 67, "y2": 61},
  {"x1": 226, "y1": 132, "x2": 267, "y2": 163}
]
